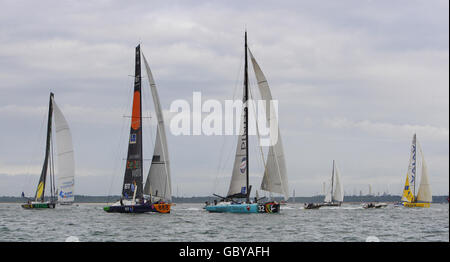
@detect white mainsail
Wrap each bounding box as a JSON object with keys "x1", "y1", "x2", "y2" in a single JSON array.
[
  {"x1": 142, "y1": 54, "x2": 172, "y2": 202},
  {"x1": 416, "y1": 140, "x2": 432, "y2": 203},
  {"x1": 227, "y1": 100, "x2": 249, "y2": 197},
  {"x1": 52, "y1": 98, "x2": 75, "y2": 203},
  {"x1": 249, "y1": 49, "x2": 289, "y2": 200}
]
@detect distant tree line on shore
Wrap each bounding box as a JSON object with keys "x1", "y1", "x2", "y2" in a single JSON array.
[{"x1": 1, "y1": 194, "x2": 448, "y2": 203}]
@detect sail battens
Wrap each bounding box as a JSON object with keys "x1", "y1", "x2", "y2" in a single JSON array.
[
  {"x1": 57, "y1": 150, "x2": 74, "y2": 156},
  {"x1": 56, "y1": 127, "x2": 70, "y2": 132}
]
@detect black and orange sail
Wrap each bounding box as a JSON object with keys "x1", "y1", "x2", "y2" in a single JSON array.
[
  {"x1": 103, "y1": 44, "x2": 172, "y2": 213},
  {"x1": 122, "y1": 45, "x2": 144, "y2": 200}
]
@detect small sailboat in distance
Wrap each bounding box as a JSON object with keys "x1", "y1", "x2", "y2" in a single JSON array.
[
  {"x1": 103, "y1": 45, "x2": 172, "y2": 213},
  {"x1": 305, "y1": 160, "x2": 343, "y2": 209},
  {"x1": 322, "y1": 160, "x2": 344, "y2": 207},
  {"x1": 401, "y1": 134, "x2": 431, "y2": 208},
  {"x1": 22, "y1": 93, "x2": 75, "y2": 209},
  {"x1": 205, "y1": 32, "x2": 288, "y2": 213}
]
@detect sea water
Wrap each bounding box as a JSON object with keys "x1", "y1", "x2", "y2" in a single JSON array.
[{"x1": 0, "y1": 203, "x2": 448, "y2": 242}]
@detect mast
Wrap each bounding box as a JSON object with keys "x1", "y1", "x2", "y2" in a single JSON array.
[
  {"x1": 413, "y1": 134, "x2": 417, "y2": 201},
  {"x1": 244, "y1": 31, "x2": 249, "y2": 203},
  {"x1": 35, "y1": 93, "x2": 54, "y2": 202},
  {"x1": 122, "y1": 45, "x2": 143, "y2": 200}
]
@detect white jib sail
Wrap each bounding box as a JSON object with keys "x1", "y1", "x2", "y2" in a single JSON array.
[
  {"x1": 416, "y1": 140, "x2": 432, "y2": 203},
  {"x1": 332, "y1": 161, "x2": 344, "y2": 202},
  {"x1": 142, "y1": 53, "x2": 172, "y2": 202},
  {"x1": 249, "y1": 49, "x2": 289, "y2": 200},
  {"x1": 52, "y1": 98, "x2": 75, "y2": 203},
  {"x1": 227, "y1": 99, "x2": 249, "y2": 197},
  {"x1": 324, "y1": 164, "x2": 333, "y2": 203}
]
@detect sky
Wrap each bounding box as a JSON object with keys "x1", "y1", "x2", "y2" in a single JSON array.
[{"x1": 0, "y1": 0, "x2": 448, "y2": 197}]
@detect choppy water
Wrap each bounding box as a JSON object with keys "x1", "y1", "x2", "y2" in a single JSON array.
[{"x1": 0, "y1": 203, "x2": 448, "y2": 242}]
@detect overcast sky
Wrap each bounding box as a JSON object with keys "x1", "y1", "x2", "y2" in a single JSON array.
[{"x1": 0, "y1": 0, "x2": 448, "y2": 197}]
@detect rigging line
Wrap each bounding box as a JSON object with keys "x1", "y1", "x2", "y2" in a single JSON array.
[
  {"x1": 416, "y1": 140, "x2": 425, "y2": 199},
  {"x1": 248, "y1": 78, "x2": 268, "y2": 193},
  {"x1": 22, "y1": 106, "x2": 47, "y2": 195},
  {"x1": 212, "y1": 51, "x2": 245, "y2": 197},
  {"x1": 106, "y1": 80, "x2": 134, "y2": 204},
  {"x1": 142, "y1": 75, "x2": 155, "y2": 181}
]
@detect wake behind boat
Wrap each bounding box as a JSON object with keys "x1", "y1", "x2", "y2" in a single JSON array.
[
  {"x1": 205, "y1": 32, "x2": 288, "y2": 214},
  {"x1": 363, "y1": 202, "x2": 388, "y2": 209},
  {"x1": 103, "y1": 45, "x2": 172, "y2": 214},
  {"x1": 304, "y1": 203, "x2": 321, "y2": 209},
  {"x1": 22, "y1": 93, "x2": 75, "y2": 209}
]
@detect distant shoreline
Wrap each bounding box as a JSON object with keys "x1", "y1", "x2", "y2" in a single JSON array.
[{"x1": 1, "y1": 195, "x2": 448, "y2": 204}]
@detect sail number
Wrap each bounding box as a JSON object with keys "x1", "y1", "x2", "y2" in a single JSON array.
[{"x1": 258, "y1": 204, "x2": 273, "y2": 213}]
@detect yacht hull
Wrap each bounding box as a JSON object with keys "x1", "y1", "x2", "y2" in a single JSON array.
[
  {"x1": 205, "y1": 202, "x2": 280, "y2": 213},
  {"x1": 403, "y1": 202, "x2": 430, "y2": 208},
  {"x1": 21, "y1": 202, "x2": 56, "y2": 209},
  {"x1": 103, "y1": 202, "x2": 171, "y2": 213}
]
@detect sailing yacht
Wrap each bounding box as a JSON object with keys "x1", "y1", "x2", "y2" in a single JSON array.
[
  {"x1": 205, "y1": 32, "x2": 288, "y2": 213},
  {"x1": 400, "y1": 134, "x2": 432, "y2": 208},
  {"x1": 103, "y1": 45, "x2": 172, "y2": 213},
  {"x1": 22, "y1": 93, "x2": 75, "y2": 209},
  {"x1": 322, "y1": 160, "x2": 344, "y2": 207},
  {"x1": 304, "y1": 160, "x2": 343, "y2": 209}
]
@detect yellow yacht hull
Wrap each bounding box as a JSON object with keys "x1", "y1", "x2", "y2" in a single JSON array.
[{"x1": 403, "y1": 202, "x2": 430, "y2": 208}]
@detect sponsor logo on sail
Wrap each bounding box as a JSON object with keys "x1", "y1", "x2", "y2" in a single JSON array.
[
  {"x1": 240, "y1": 157, "x2": 247, "y2": 174},
  {"x1": 130, "y1": 133, "x2": 136, "y2": 144}
]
